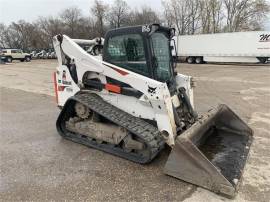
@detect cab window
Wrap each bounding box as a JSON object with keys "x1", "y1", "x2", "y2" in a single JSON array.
[
  {"x1": 150, "y1": 33, "x2": 172, "y2": 82},
  {"x1": 107, "y1": 34, "x2": 149, "y2": 77}
]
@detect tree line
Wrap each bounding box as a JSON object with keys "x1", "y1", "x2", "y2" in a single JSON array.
[{"x1": 0, "y1": 0, "x2": 269, "y2": 51}]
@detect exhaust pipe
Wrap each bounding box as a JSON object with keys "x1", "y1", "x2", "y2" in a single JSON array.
[{"x1": 164, "y1": 104, "x2": 253, "y2": 198}]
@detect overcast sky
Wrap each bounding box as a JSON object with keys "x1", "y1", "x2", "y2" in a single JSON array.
[
  {"x1": 0, "y1": 0, "x2": 162, "y2": 24},
  {"x1": 0, "y1": 0, "x2": 269, "y2": 30}
]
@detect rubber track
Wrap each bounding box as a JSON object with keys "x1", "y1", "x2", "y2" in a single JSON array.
[{"x1": 56, "y1": 92, "x2": 165, "y2": 164}]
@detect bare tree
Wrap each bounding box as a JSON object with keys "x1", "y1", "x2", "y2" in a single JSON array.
[
  {"x1": 108, "y1": 0, "x2": 129, "y2": 28},
  {"x1": 1, "y1": 0, "x2": 269, "y2": 51},
  {"x1": 198, "y1": 0, "x2": 211, "y2": 33},
  {"x1": 0, "y1": 23, "x2": 9, "y2": 48},
  {"x1": 163, "y1": 0, "x2": 200, "y2": 35},
  {"x1": 76, "y1": 17, "x2": 99, "y2": 39},
  {"x1": 164, "y1": 0, "x2": 269, "y2": 34},
  {"x1": 162, "y1": 1, "x2": 174, "y2": 27},
  {"x1": 37, "y1": 17, "x2": 64, "y2": 48},
  {"x1": 187, "y1": 0, "x2": 201, "y2": 34},
  {"x1": 210, "y1": 0, "x2": 223, "y2": 32},
  {"x1": 38, "y1": 17, "x2": 63, "y2": 37},
  {"x1": 91, "y1": 0, "x2": 108, "y2": 36},
  {"x1": 172, "y1": 0, "x2": 189, "y2": 34},
  {"x1": 60, "y1": 7, "x2": 82, "y2": 37},
  {"x1": 128, "y1": 6, "x2": 161, "y2": 25},
  {"x1": 223, "y1": 0, "x2": 269, "y2": 32},
  {"x1": 1, "y1": 21, "x2": 38, "y2": 50}
]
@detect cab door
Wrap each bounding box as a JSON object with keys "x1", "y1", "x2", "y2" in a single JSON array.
[
  {"x1": 11, "y1": 50, "x2": 20, "y2": 59},
  {"x1": 16, "y1": 50, "x2": 24, "y2": 59}
]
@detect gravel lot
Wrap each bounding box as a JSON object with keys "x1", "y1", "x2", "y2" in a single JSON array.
[{"x1": 0, "y1": 60, "x2": 269, "y2": 201}]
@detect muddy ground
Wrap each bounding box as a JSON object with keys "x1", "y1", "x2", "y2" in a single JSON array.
[{"x1": 0, "y1": 60, "x2": 269, "y2": 201}]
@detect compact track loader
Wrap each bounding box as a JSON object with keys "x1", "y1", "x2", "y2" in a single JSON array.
[{"x1": 53, "y1": 24, "x2": 253, "y2": 197}]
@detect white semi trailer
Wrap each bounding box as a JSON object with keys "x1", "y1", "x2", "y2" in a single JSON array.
[{"x1": 173, "y1": 31, "x2": 270, "y2": 64}]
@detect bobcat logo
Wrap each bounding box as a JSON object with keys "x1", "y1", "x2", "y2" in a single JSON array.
[
  {"x1": 148, "y1": 86, "x2": 157, "y2": 94},
  {"x1": 259, "y1": 34, "x2": 270, "y2": 42}
]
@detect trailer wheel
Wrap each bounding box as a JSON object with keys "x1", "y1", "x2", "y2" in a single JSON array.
[
  {"x1": 195, "y1": 57, "x2": 203, "y2": 64},
  {"x1": 187, "y1": 57, "x2": 195, "y2": 64}
]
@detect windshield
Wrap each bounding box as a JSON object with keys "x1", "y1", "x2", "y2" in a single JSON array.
[{"x1": 150, "y1": 32, "x2": 172, "y2": 82}]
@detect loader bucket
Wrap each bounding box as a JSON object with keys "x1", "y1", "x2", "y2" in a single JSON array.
[{"x1": 164, "y1": 104, "x2": 253, "y2": 198}]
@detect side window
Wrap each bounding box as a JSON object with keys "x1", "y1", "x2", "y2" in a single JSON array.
[
  {"x1": 107, "y1": 34, "x2": 148, "y2": 76},
  {"x1": 11, "y1": 50, "x2": 17, "y2": 53},
  {"x1": 151, "y1": 33, "x2": 172, "y2": 82},
  {"x1": 2, "y1": 50, "x2": 7, "y2": 53}
]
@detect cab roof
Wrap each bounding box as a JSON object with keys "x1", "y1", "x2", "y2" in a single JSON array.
[{"x1": 105, "y1": 24, "x2": 175, "y2": 39}]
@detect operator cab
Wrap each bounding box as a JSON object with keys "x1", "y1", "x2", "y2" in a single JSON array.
[{"x1": 103, "y1": 24, "x2": 176, "y2": 89}]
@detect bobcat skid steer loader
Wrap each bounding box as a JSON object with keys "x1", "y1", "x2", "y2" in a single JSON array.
[{"x1": 53, "y1": 24, "x2": 253, "y2": 198}]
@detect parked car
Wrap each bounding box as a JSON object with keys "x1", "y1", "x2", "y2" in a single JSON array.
[
  {"x1": 0, "y1": 49, "x2": 6, "y2": 64},
  {"x1": 30, "y1": 51, "x2": 37, "y2": 59},
  {"x1": 2, "y1": 49, "x2": 31, "y2": 63},
  {"x1": 0, "y1": 57, "x2": 6, "y2": 64},
  {"x1": 35, "y1": 50, "x2": 47, "y2": 59},
  {"x1": 48, "y1": 51, "x2": 56, "y2": 59},
  {"x1": 0, "y1": 54, "x2": 7, "y2": 64},
  {"x1": 44, "y1": 51, "x2": 50, "y2": 59},
  {"x1": 31, "y1": 49, "x2": 57, "y2": 60}
]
